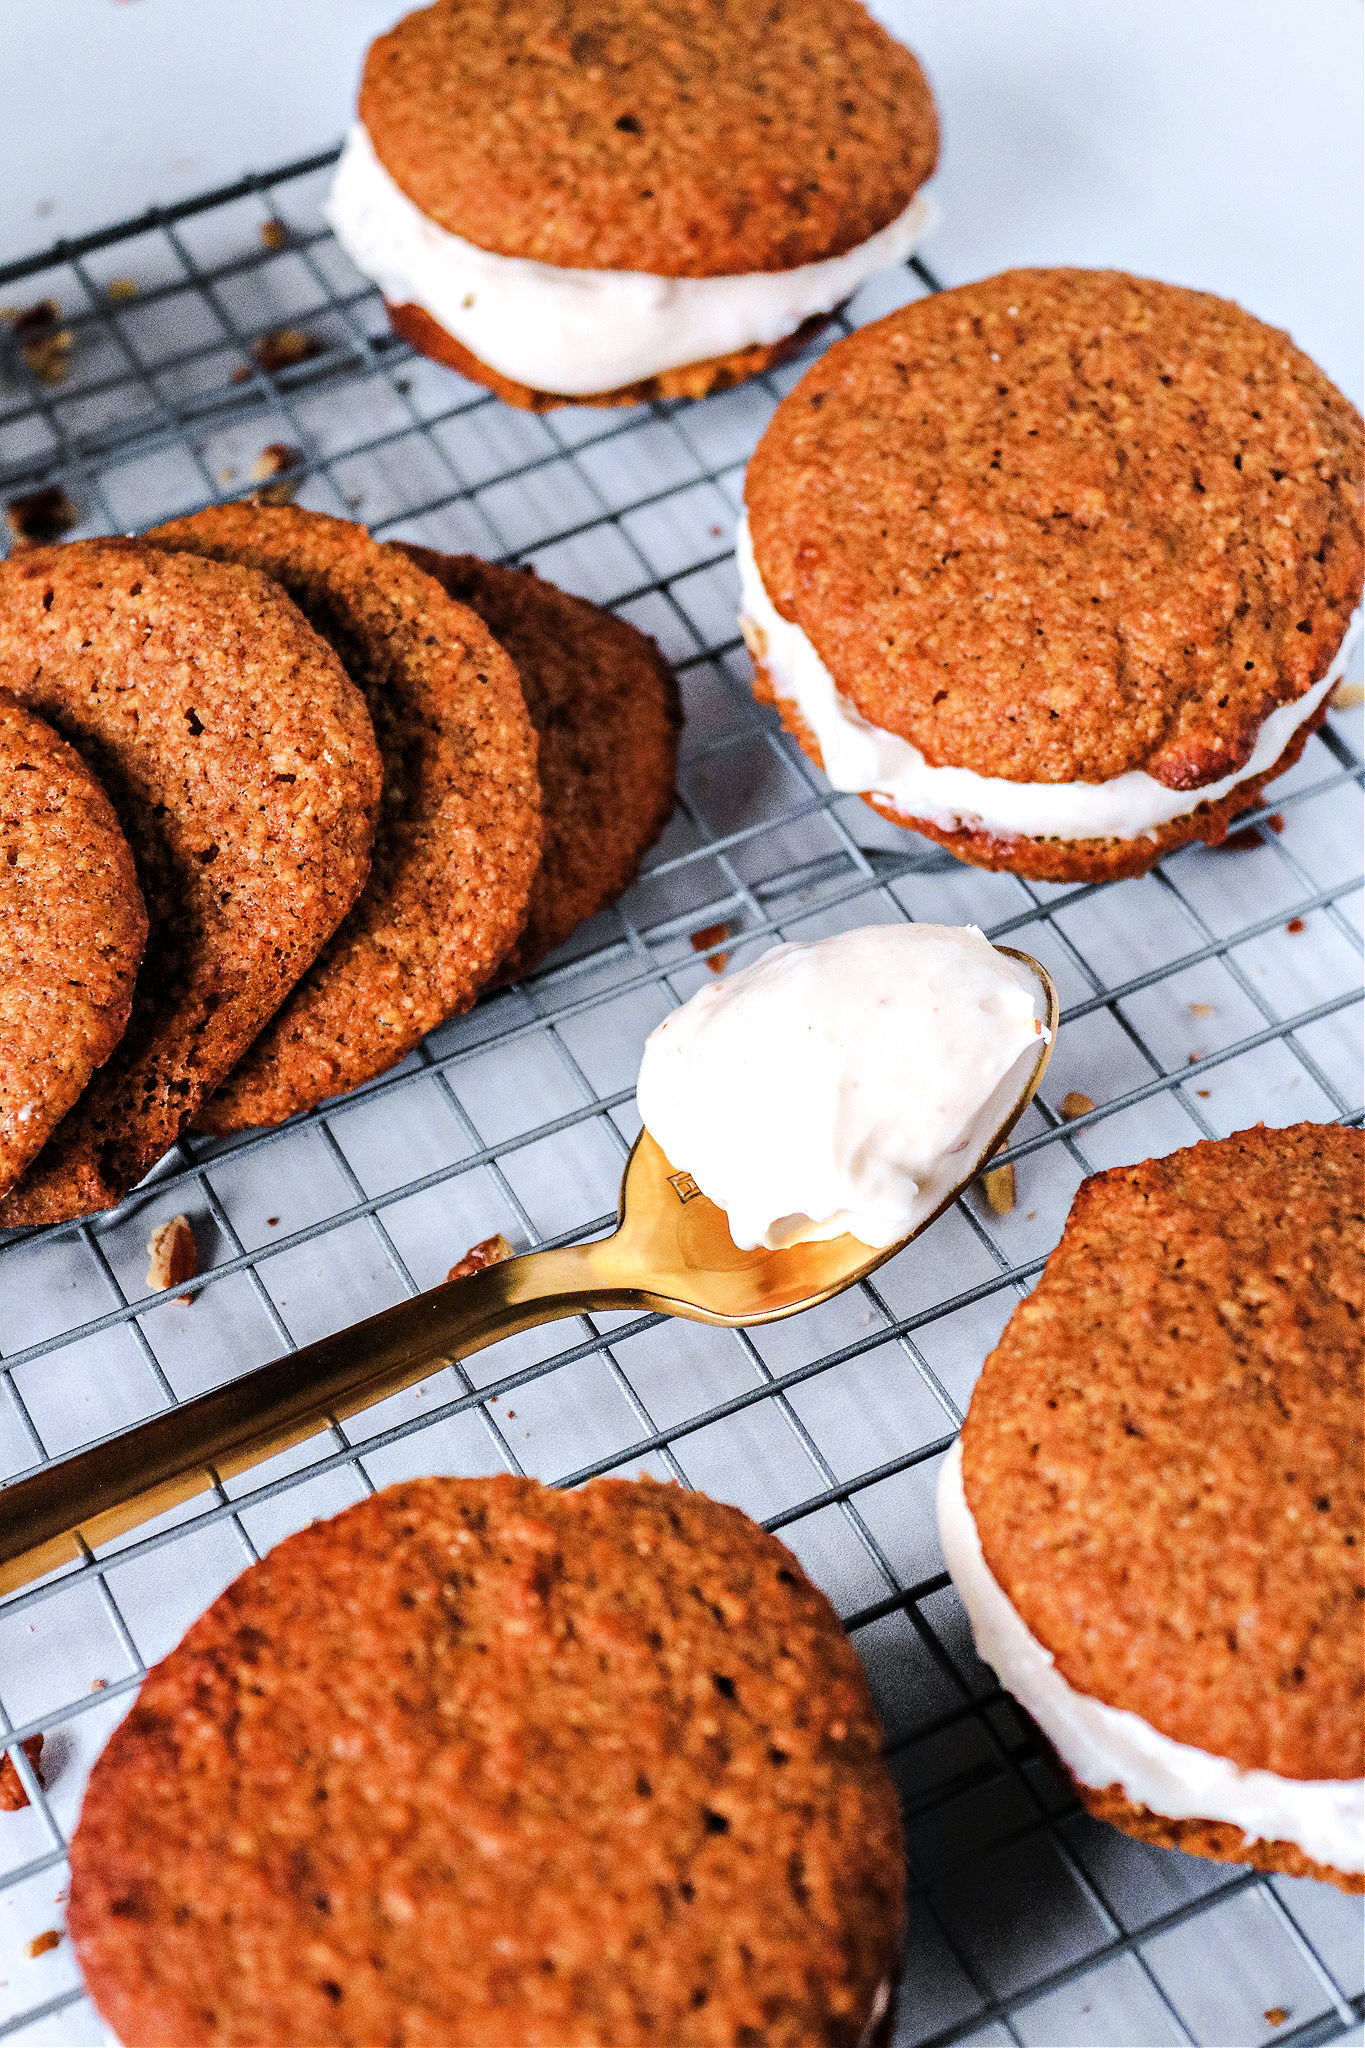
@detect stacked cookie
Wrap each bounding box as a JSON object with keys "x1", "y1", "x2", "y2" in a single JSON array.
[{"x1": 0, "y1": 507, "x2": 680, "y2": 1221}]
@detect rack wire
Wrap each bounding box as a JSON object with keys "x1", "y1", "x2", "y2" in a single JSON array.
[{"x1": 0, "y1": 145, "x2": 1361, "y2": 2048}]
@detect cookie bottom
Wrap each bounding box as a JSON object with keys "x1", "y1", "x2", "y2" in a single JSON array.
[
  {"x1": 387, "y1": 302, "x2": 834, "y2": 411},
  {"x1": 1076, "y1": 1780, "x2": 1364, "y2": 1894},
  {"x1": 752, "y1": 664, "x2": 1325, "y2": 883}
]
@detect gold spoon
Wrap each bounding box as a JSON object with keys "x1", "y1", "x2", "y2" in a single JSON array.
[{"x1": 0, "y1": 949, "x2": 1056, "y2": 1596}]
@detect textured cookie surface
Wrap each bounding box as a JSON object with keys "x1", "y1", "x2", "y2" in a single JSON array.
[
  {"x1": 68, "y1": 1474, "x2": 904, "y2": 2048},
  {"x1": 751, "y1": 660, "x2": 1328, "y2": 883},
  {"x1": 148, "y1": 507, "x2": 540, "y2": 1129},
  {"x1": 961, "y1": 1122, "x2": 1364, "y2": 1784},
  {"x1": 0, "y1": 543, "x2": 381, "y2": 1222},
  {"x1": 746, "y1": 270, "x2": 1364, "y2": 786},
  {"x1": 401, "y1": 547, "x2": 680, "y2": 977},
  {"x1": 360, "y1": 0, "x2": 938, "y2": 276},
  {"x1": 0, "y1": 693, "x2": 147, "y2": 1202}
]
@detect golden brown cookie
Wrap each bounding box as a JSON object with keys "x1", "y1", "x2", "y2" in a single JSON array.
[
  {"x1": 0, "y1": 543, "x2": 381, "y2": 1224},
  {"x1": 400, "y1": 547, "x2": 680, "y2": 978},
  {"x1": 147, "y1": 507, "x2": 541, "y2": 1130},
  {"x1": 958, "y1": 1122, "x2": 1364, "y2": 1889},
  {"x1": 68, "y1": 1473, "x2": 904, "y2": 2048},
  {"x1": 0, "y1": 692, "x2": 147, "y2": 1204},
  {"x1": 360, "y1": 0, "x2": 938, "y2": 276},
  {"x1": 745, "y1": 269, "x2": 1364, "y2": 881}
]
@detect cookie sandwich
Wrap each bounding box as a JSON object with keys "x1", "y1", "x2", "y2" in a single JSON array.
[
  {"x1": 741, "y1": 269, "x2": 1364, "y2": 881},
  {"x1": 327, "y1": 0, "x2": 938, "y2": 410},
  {"x1": 70, "y1": 1473, "x2": 904, "y2": 2046},
  {"x1": 938, "y1": 1122, "x2": 1364, "y2": 1890}
]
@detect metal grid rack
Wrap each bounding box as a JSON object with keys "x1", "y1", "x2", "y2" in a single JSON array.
[{"x1": 0, "y1": 146, "x2": 1362, "y2": 2048}]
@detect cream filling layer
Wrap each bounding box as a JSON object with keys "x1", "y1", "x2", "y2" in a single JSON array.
[
  {"x1": 325, "y1": 124, "x2": 935, "y2": 396},
  {"x1": 738, "y1": 515, "x2": 1361, "y2": 842},
  {"x1": 937, "y1": 1441, "x2": 1365, "y2": 1874}
]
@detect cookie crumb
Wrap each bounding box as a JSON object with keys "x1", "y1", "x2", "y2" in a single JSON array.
[
  {"x1": 248, "y1": 443, "x2": 303, "y2": 505},
  {"x1": 1060, "y1": 1091, "x2": 1094, "y2": 1120},
  {"x1": 1264, "y1": 2010, "x2": 1290, "y2": 2028},
  {"x1": 146, "y1": 1214, "x2": 197, "y2": 1293},
  {"x1": 1267, "y1": 812, "x2": 1285, "y2": 833},
  {"x1": 3, "y1": 300, "x2": 73, "y2": 385},
  {"x1": 1196, "y1": 1088, "x2": 1210, "y2": 1098},
  {"x1": 691, "y1": 922, "x2": 730, "y2": 973},
  {"x1": 0, "y1": 1735, "x2": 43, "y2": 1812},
  {"x1": 1188, "y1": 1002, "x2": 1215, "y2": 1019},
  {"x1": 448, "y1": 1231, "x2": 515, "y2": 1282},
  {"x1": 983, "y1": 1163, "x2": 1015, "y2": 1215},
  {"x1": 1219, "y1": 824, "x2": 1262, "y2": 852},
  {"x1": 106, "y1": 278, "x2": 139, "y2": 302},
  {"x1": 90, "y1": 1679, "x2": 106, "y2": 1692},
  {"x1": 5, "y1": 485, "x2": 79, "y2": 547},
  {"x1": 25, "y1": 1931, "x2": 59, "y2": 1960},
  {"x1": 266, "y1": 1216, "x2": 279, "y2": 1227},
  {"x1": 233, "y1": 327, "x2": 323, "y2": 381},
  {"x1": 1330, "y1": 680, "x2": 1363, "y2": 711},
  {"x1": 1286, "y1": 917, "x2": 1305, "y2": 934},
  {"x1": 260, "y1": 219, "x2": 289, "y2": 252}
]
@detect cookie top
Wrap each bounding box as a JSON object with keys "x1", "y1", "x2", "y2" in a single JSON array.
[
  {"x1": 746, "y1": 270, "x2": 1365, "y2": 786},
  {"x1": 359, "y1": 0, "x2": 938, "y2": 276},
  {"x1": 0, "y1": 543, "x2": 381, "y2": 1223},
  {"x1": 148, "y1": 508, "x2": 541, "y2": 1129},
  {"x1": 961, "y1": 1122, "x2": 1364, "y2": 1782},
  {"x1": 401, "y1": 548, "x2": 680, "y2": 979},
  {"x1": 0, "y1": 693, "x2": 147, "y2": 1203},
  {"x1": 68, "y1": 1473, "x2": 903, "y2": 2048}
]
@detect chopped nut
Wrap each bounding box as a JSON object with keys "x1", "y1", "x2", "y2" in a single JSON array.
[
  {"x1": 1330, "y1": 679, "x2": 1364, "y2": 711},
  {"x1": 6, "y1": 485, "x2": 79, "y2": 546},
  {"x1": 106, "y1": 277, "x2": 139, "y2": 302},
  {"x1": 25, "y1": 1930, "x2": 60, "y2": 1960},
  {"x1": 260, "y1": 218, "x2": 289, "y2": 252},
  {"x1": 983, "y1": 1163, "x2": 1015, "y2": 1215},
  {"x1": 1059, "y1": 1091, "x2": 1094, "y2": 1120},
  {"x1": 1264, "y1": 2010, "x2": 1290, "y2": 2029},
  {"x1": 448, "y1": 1232, "x2": 515, "y2": 1282},
  {"x1": 1188, "y1": 1002, "x2": 1215, "y2": 1019},
  {"x1": 232, "y1": 326, "x2": 323, "y2": 381},
  {"x1": 146, "y1": 1213, "x2": 197, "y2": 1293},
  {"x1": 0, "y1": 1735, "x2": 43, "y2": 1812},
  {"x1": 248, "y1": 442, "x2": 303, "y2": 505},
  {"x1": 690, "y1": 921, "x2": 730, "y2": 973},
  {"x1": 1286, "y1": 917, "x2": 1305, "y2": 935},
  {"x1": 3, "y1": 300, "x2": 74, "y2": 385}
]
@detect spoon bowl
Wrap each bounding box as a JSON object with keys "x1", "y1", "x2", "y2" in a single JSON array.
[{"x1": 0, "y1": 948, "x2": 1056, "y2": 1594}]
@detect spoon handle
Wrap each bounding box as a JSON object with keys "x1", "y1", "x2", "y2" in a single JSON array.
[{"x1": 0, "y1": 1239, "x2": 636, "y2": 1598}]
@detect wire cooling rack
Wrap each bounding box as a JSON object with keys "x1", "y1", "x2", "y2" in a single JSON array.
[{"x1": 0, "y1": 144, "x2": 1362, "y2": 2048}]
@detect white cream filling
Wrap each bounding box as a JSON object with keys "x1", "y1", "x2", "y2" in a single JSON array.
[
  {"x1": 325, "y1": 124, "x2": 935, "y2": 396},
  {"x1": 937, "y1": 1440, "x2": 1365, "y2": 1874},
  {"x1": 636, "y1": 923, "x2": 1047, "y2": 1252},
  {"x1": 738, "y1": 515, "x2": 1362, "y2": 842}
]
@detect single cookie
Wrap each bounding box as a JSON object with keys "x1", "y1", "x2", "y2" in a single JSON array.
[
  {"x1": 0, "y1": 543, "x2": 381, "y2": 1224},
  {"x1": 147, "y1": 507, "x2": 541, "y2": 1130},
  {"x1": 743, "y1": 269, "x2": 1364, "y2": 881},
  {"x1": 947, "y1": 1122, "x2": 1363, "y2": 1890},
  {"x1": 0, "y1": 692, "x2": 147, "y2": 1204},
  {"x1": 328, "y1": 0, "x2": 937, "y2": 404},
  {"x1": 400, "y1": 547, "x2": 680, "y2": 978},
  {"x1": 68, "y1": 1473, "x2": 904, "y2": 2047}
]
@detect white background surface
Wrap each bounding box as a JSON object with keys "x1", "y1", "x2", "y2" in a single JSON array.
[{"x1": 1, "y1": 0, "x2": 1361, "y2": 402}]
